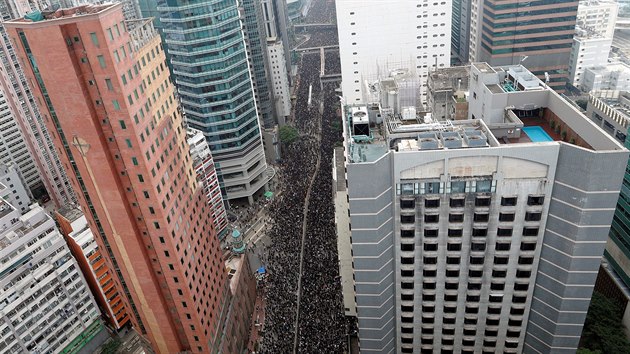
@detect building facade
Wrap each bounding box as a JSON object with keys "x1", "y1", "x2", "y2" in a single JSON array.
[
  {"x1": 267, "y1": 38, "x2": 291, "y2": 123},
  {"x1": 55, "y1": 207, "x2": 131, "y2": 331},
  {"x1": 342, "y1": 63, "x2": 627, "y2": 353},
  {"x1": 569, "y1": 35, "x2": 613, "y2": 88},
  {"x1": 335, "y1": 0, "x2": 452, "y2": 105},
  {"x1": 6, "y1": 6, "x2": 239, "y2": 352},
  {"x1": 586, "y1": 90, "x2": 630, "y2": 144},
  {"x1": 451, "y1": 0, "x2": 471, "y2": 65},
  {"x1": 469, "y1": 0, "x2": 578, "y2": 91},
  {"x1": 241, "y1": 0, "x2": 275, "y2": 129},
  {"x1": 187, "y1": 129, "x2": 228, "y2": 239},
  {"x1": 0, "y1": 163, "x2": 30, "y2": 214},
  {"x1": 0, "y1": 202, "x2": 106, "y2": 354},
  {"x1": 157, "y1": 0, "x2": 268, "y2": 203}
]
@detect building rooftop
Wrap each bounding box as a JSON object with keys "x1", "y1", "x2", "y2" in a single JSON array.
[
  {"x1": 428, "y1": 66, "x2": 470, "y2": 91},
  {"x1": 9, "y1": 3, "x2": 117, "y2": 23},
  {"x1": 344, "y1": 63, "x2": 626, "y2": 164}
]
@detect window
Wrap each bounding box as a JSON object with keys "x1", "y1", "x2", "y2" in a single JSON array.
[
  {"x1": 424, "y1": 243, "x2": 438, "y2": 251},
  {"x1": 423, "y1": 282, "x2": 436, "y2": 289},
  {"x1": 449, "y1": 213, "x2": 464, "y2": 222},
  {"x1": 518, "y1": 257, "x2": 534, "y2": 265},
  {"x1": 473, "y1": 213, "x2": 489, "y2": 222},
  {"x1": 450, "y1": 198, "x2": 465, "y2": 207},
  {"x1": 446, "y1": 257, "x2": 460, "y2": 265},
  {"x1": 401, "y1": 215, "x2": 415, "y2": 224},
  {"x1": 425, "y1": 199, "x2": 440, "y2": 208},
  {"x1": 448, "y1": 229, "x2": 463, "y2": 237},
  {"x1": 425, "y1": 182, "x2": 440, "y2": 194},
  {"x1": 121, "y1": 74, "x2": 127, "y2": 85},
  {"x1": 494, "y1": 256, "x2": 509, "y2": 265},
  {"x1": 451, "y1": 181, "x2": 466, "y2": 193},
  {"x1": 472, "y1": 228, "x2": 487, "y2": 237},
  {"x1": 499, "y1": 213, "x2": 515, "y2": 222},
  {"x1": 492, "y1": 269, "x2": 507, "y2": 278},
  {"x1": 501, "y1": 196, "x2": 517, "y2": 206},
  {"x1": 401, "y1": 269, "x2": 414, "y2": 277},
  {"x1": 447, "y1": 243, "x2": 461, "y2": 251},
  {"x1": 400, "y1": 199, "x2": 415, "y2": 209},
  {"x1": 401, "y1": 282, "x2": 414, "y2": 290},
  {"x1": 491, "y1": 283, "x2": 505, "y2": 291},
  {"x1": 424, "y1": 257, "x2": 437, "y2": 265},
  {"x1": 522, "y1": 227, "x2": 539, "y2": 236},
  {"x1": 527, "y1": 195, "x2": 544, "y2": 205},
  {"x1": 401, "y1": 183, "x2": 414, "y2": 195},
  {"x1": 423, "y1": 269, "x2": 437, "y2": 277},
  {"x1": 424, "y1": 229, "x2": 438, "y2": 237},
  {"x1": 131, "y1": 157, "x2": 139, "y2": 165},
  {"x1": 119, "y1": 120, "x2": 127, "y2": 129},
  {"x1": 520, "y1": 242, "x2": 536, "y2": 251},
  {"x1": 471, "y1": 242, "x2": 485, "y2": 251},
  {"x1": 469, "y1": 269, "x2": 483, "y2": 277},
  {"x1": 90, "y1": 32, "x2": 99, "y2": 46},
  {"x1": 143, "y1": 191, "x2": 149, "y2": 198},
  {"x1": 402, "y1": 294, "x2": 414, "y2": 301},
  {"x1": 470, "y1": 257, "x2": 484, "y2": 265},
  {"x1": 107, "y1": 28, "x2": 114, "y2": 40},
  {"x1": 424, "y1": 214, "x2": 439, "y2": 223},
  {"x1": 476, "y1": 180, "x2": 492, "y2": 192},
  {"x1": 475, "y1": 197, "x2": 491, "y2": 207},
  {"x1": 97, "y1": 55, "x2": 106, "y2": 68},
  {"x1": 495, "y1": 242, "x2": 510, "y2": 251},
  {"x1": 401, "y1": 229, "x2": 414, "y2": 238},
  {"x1": 105, "y1": 78, "x2": 114, "y2": 90},
  {"x1": 401, "y1": 257, "x2": 414, "y2": 264},
  {"x1": 112, "y1": 100, "x2": 121, "y2": 110},
  {"x1": 125, "y1": 139, "x2": 132, "y2": 148},
  {"x1": 525, "y1": 212, "x2": 542, "y2": 221},
  {"x1": 137, "y1": 174, "x2": 144, "y2": 182},
  {"x1": 497, "y1": 228, "x2": 513, "y2": 236},
  {"x1": 401, "y1": 243, "x2": 415, "y2": 252}
]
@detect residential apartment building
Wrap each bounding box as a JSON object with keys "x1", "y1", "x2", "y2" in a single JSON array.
[
  {"x1": 0, "y1": 0, "x2": 77, "y2": 206},
  {"x1": 569, "y1": 34, "x2": 613, "y2": 88},
  {"x1": 335, "y1": 0, "x2": 452, "y2": 104},
  {"x1": 157, "y1": 0, "x2": 268, "y2": 203},
  {"x1": 576, "y1": 0, "x2": 618, "y2": 38},
  {"x1": 187, "y1": 129, "x2": 228, "y2": 239},
  {"x1": 55, "y1": 207, "x2": 131, "y2": 331},
  {"x1": 0, "y1": 202, "x2": 106, "y2": 354},
  {"x1": 340, "y1": 63, "x2": 627, "y2": 353},
  {"x1": 469, "y1": 0, "x2": 578, "y2": 91},
  {"x1": 5, "y1": 6, "x2": 250, "y2": 352}
]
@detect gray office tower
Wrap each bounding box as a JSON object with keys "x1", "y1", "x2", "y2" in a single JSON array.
[
  {"x1": 451, "y1": 0, "x2": 470, "y2": 65},
  {"x1": 340, "y1": 63, "x2": 628, "y2": 353},
  {"x1": 241, "y1": 0, "x2": 275, "y2": 128}
]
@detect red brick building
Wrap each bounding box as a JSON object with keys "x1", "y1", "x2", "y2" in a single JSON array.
[{"x1": 5, "y1": 5, "x2": 251, "y2": 353}]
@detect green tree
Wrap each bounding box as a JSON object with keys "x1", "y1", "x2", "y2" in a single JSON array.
[
  {"x1": 575, "y1": 99, "x2": 588, "y2": 111},
  {"x1": 279, "y1": 125, "x2": 299, "y2": 145},
  {"x1": 580, "y1": 292, "x2": 630, "y2": 353}
]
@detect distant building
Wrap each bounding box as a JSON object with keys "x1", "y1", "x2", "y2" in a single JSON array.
[
  {"x1": 336, "y1": 0, "x2": 451, "y2": 105},
  {"x1": 187, "y1": 129, "x2": 228, "y2": 239},
  {"x1": 577, "y1": 0, "x2": 618, "y2": 38},
  {"x1": 342, "y1": 63, "x2": 627, "y2": 353},
  {"x1": 55, "y1": 207, "x2": 131, "y2": 331},
  {"x1": 451, "y1": 0, "x2": 471, "y2": 65},
  {"x1": 267, "y1": 38, "x2": 291, "y2": 124},
  {"x1": 581, "y1": 63, "x2": 630, "y2": 92},
  {"x1": 427, "y1": 66, "x2": 470, "y2": 121},
  {"x1": 569, "y1": 35, "x2": 613, "y2": 88},
  {"x1": 469, "y1": 0, "x2": 578, "y2": 91},
  {"x1": 0, "y1": 203, "x2": 107, "y2": 354},
  {"x1": 586, "y1": 90, "x2": 630, "y2": 144}
]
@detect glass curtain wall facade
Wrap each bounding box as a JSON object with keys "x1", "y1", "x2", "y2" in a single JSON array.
[
  {"x1": 157, "y1": 0, "x2": 268, "y2": 202},
  {"x1": 242, "y1": 0, "x2": 275, "y2": 129},
  {"x1": 473, "y1": 0, "x2": 578, "y2": 91}
]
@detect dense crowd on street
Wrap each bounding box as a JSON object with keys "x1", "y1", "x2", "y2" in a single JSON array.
[{"x1": 258, "y1": 30, "x2": 346, "y2": 354}]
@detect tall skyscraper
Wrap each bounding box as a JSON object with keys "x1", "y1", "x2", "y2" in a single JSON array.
[
  {"x1": 469, "y1": 0, "x2": 578, "y2": 91},
  {"x1": 336, "y1": 0, "x2": 452, "y2": 104},
  {"x1": 241, "y1": 0, "x2": 276, "y2": 129},
  {"x1": 0, "y1": 0, "x2": 77, "y2": 206},
  {"x1": 5, "y1": 6, "x2": 245, "y2": 352},
  {"x1": 339, "y1": 63, "x2": 627, "y2": 353},
  {"x1": 451, "y1": 0, "x2": 471, "y2": 65},
  {"x1": 157, "y1": 0, "x2": 268, "y2": 203}
]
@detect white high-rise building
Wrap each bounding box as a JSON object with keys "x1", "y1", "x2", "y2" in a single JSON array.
[
  {"x1": 569, "y1": 35, "x2": 613, "y2": 88},
  {"x1": 336, "y1": 0, "x2": 452, "y2": 105},
  {"x1": 577, "y1": 0, "x2": 618, "y2": 38},
  {"x1": 0, "y1": 202, "x2": 106, "y2": 354},
  {"x1": 267, "y1": 38, "x2": 291, "y2": 123},
  {"x1": 0, "y1": 163, "x2": 30, "y2": 214}
]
